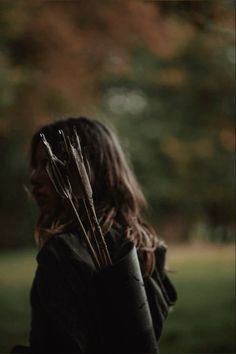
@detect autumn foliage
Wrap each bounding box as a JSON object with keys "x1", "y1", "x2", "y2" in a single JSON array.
[{"x1": 0, "y1": 0, "x2": 234, "y2": 246}]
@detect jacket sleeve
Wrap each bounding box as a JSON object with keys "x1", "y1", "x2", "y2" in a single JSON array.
[
  {"x1": 30, "y1": 236, "x2": 98, "y2": 354},
  {"x1": 144, "y1": 243, "x2": 177, "y2": 341}
]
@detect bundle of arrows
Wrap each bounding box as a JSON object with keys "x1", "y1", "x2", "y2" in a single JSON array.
[{"x1": 40, "y1": 128, "x2": 112, "y2": 271}]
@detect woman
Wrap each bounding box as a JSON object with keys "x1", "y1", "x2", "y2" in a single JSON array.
[{"x1": 11, "y1": 117, "x2": 177, "y2": 353}]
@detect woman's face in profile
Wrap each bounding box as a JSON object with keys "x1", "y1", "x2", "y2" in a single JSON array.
[{"x1": 30, "y1": 142, "x2": 59, "y2": 214}]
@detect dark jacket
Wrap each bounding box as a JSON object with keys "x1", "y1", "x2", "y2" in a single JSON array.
[{"x1": 11, "y1": 230, "x2": 177, "y2": 354}]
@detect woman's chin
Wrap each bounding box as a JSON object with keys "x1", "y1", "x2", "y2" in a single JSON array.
[
  {"x1": 37, "y1": 201, "x2": 52, "y2": 214},
  {"x1": 41, "y1": 207, "x2": 52, "y2": 214}
]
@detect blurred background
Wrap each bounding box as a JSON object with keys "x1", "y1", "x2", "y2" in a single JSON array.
[{"x1": 0, "y1": 0, "x2": 235, "y2": 353}]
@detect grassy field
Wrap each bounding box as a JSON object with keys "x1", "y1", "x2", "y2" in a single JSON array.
[
  {"x1": 0, "y1": 243, "x2": 235, "y2": 354},
  {"x1": 160, "y1": 244, "x2": 235, "y2": 354}
]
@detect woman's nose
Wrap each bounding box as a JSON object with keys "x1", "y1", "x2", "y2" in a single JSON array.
[{"x1": 30, "y1": 167, "x2": 44, "y2": 187}]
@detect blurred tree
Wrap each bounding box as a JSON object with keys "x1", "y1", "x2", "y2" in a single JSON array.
[
  {"x1": 100, "y1": 4, "x2": 234, "y2": 241},
  {"x1": 0, "y1": 0, "x2": 234, "y2": 246}
]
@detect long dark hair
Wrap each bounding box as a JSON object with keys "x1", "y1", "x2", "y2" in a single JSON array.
[{"x1": 30, "y1": 117, "x2": 158, "y2": 276}]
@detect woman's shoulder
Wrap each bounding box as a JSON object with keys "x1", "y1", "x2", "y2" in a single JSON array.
[
  {"x1": 36, "y1": 233, "x2": 71, "y2": 261},
  {"x1": 35, "y1": 223, "x2": 124, "y2": 273},
  {"x1": 36, "y1": 233, "x2": 97, "y2": 272}
]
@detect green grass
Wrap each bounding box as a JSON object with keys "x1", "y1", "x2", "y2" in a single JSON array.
[
  {"x1": 0, "y1": 244, "x2": 235, "y2": 353},
  {"x1": 160, "y1": 244, "x2": 235, "y2": 354},
  {"x1": 0, "y1": 248, "x2": 36, "y2": 353}
]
